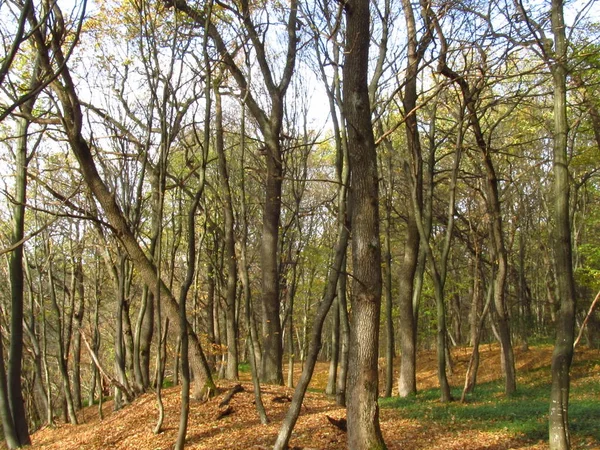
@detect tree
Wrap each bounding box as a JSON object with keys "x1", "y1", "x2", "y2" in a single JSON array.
[
  {"x1": 344, "y1": 0, "x2": 386, "y2": 447},
  {"x1": 547, "y1": 0, "x2": 576, "y2": 447},
  {"x1": 171, "y1": 0, "x2": 299, "y2": 384},
  {"x1": 396, "y1": 0, "x2": 434, "y2": 398}
]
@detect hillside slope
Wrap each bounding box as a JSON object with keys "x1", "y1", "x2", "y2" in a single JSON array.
[{"x1": 22, "y1": 345, "x2": 600, "y2": 449}]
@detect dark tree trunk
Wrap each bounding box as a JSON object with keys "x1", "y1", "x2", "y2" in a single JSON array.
[
  {"x1": 383, "y1": 184, "x2": 394, "y2": 398},
  {"x1": 0, "y1": 328, "x2": 20, "y2": 449},
  {"x1": 72, "y1": 257, "x2": 85, "y2": 410},
  {"x1": 344, "y1": 0, "x2": 386, "y2": 447},
  {"x1": 5, "y1": 69, "x2": 38, "y2": 448}
]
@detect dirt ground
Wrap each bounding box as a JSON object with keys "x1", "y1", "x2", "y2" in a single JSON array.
[{"x1": 24, "y1": 344, "x2": 600, "y2": 449}]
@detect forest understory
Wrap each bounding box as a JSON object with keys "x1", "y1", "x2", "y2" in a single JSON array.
[{"x1": 20, "y1": 344, "x2": 600, "y2": 450}]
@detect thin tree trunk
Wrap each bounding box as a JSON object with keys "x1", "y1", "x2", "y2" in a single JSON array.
[
  {"x1": 214, "y1": 85, "x2": 239, "y2": 381},
  {"x1": 383, "y1": 182, "x2": 394, "y2": 398},
  {"x1": 72, "y1": 255, "x2": 85, "y2": 410},
  {"x1": 273, "y1": 216, "x2": 350, "y2": 450},
  {"x1": 46, "y1": 247, "x2": 78, "y2": 425},
  {"x1": 238, "y1": 99, "x2": 268, "y2": 424},
  {"x1": 326, "y1": 297, "x2": 340, "y2": 395},
  {"x1": 336, "y1": 255, "x2": 350, "y2": 407},
  {"x1": 461, "y1": 272, "x2": 493, "y2": 401},
  {"x1": 175, "y1": 183, "x2": 204, "y2": 450}
]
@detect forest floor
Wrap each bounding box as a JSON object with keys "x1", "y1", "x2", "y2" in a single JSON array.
[{"x1": 24, "y1": 344, "x2": 600, "y2": 449}]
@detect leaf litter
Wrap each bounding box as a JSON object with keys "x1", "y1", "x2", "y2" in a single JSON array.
[{"x1": 24, "y1": 345, "x2": 600, "y2": 449}]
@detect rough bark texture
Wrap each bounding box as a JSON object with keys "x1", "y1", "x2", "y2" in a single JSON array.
[
  {"x1": 344, "y1": 0, "x2": 386, "y2": 447},
  {"x1": 260, "y1": 136, "x2": 284, "y2": 384}
]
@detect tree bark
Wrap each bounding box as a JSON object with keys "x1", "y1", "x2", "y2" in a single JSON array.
[
  {"x1": 548, "y1": 0, "x2": 576, "y2": 447},
  {"x1": 344, "y1": 0, "x2": 386, "y2": 447}
]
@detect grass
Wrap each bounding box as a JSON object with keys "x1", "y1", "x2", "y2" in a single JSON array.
[
  {"x1": 237, "y1": 362, "x2": 251, "y2": 373},
  {"x1": 379, "y1": 361, "x2": 600, "y2": 445}
]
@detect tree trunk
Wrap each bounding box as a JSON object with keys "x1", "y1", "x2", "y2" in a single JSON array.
[
  {"x1": 238, "y1": 101, "x2": 268, "y2": 424},
  {"x1": 260, "y1": 138, "x2": 284, "y2": 385},
  {"x1": 326, "y1": 297, "x2": 340, "y2": 395},
  {"x1": 273, "y1": 205, "x2": 350, "y2": 450},
  {"x1": 0, "y1": 328, "x2": 20, "y2": 449},
  {"x1": 336, "y1": 255, "x2": 350, "y2": 407},
  {"x1": 397, "y1": 214, "x2": 419, "y2": 397},
  {"x1": 72, "y1": 256, "x2": 85, "y2": 410},
  {"x1": 344, "y1": 0, "x2": 386, "y2": 447},
  {"x1": 215, "y1": 87, "x2": 239, "y2": 381},
  {"x1": 549, "y1": 0, "x2": 576, "y2": 447},
  {"x1": 47, "y1": 252, "x2": 78, "y2": 425},
  {"x1": 383, "y1": 186, "x2": 394, "y2": 398},
  {"x1": 5, "y1": 68, "x2": 39, "y2": 448}
]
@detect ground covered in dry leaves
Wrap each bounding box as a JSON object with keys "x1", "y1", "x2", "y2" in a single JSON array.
[{"x1": 25, "y1": 345, "x2": 600, "y2": 449}]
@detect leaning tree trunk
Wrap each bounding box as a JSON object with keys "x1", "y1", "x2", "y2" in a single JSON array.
[
  {"x1": 549, "y1": 0, "x2": 576, "y2": 448},
  {"x1": 34, "y1": 20, "x2": 217, "y2": 394},
  {"x1": 344, "y1": 0, "x2": 386, "y2": 447}
]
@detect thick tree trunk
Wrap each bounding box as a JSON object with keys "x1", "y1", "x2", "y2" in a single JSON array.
[
  {"x1": 396, "y1": 0, "x2": 432, "y2": 398},
  {"x1": 549, "y1": 1, "x2": 576, "y2": 448},
  {"x1": 344, "y1": 0, "x2": 386, "y2": 447},
  {"x1": 260, "y1": 138, "x2": 284, "y2": 385},
  {"x1": 398, "y1": 215, "x2": 419, "y2": 397}
]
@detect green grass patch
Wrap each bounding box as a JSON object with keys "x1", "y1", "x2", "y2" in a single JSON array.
[
  {"x1": 380, "y1": 376, "x2": 600, "y2": 444},
  {"x1": 238, "y1": 361, "x2": 251, "y2": 373}
]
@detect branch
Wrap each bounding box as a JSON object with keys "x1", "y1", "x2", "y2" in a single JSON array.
[
  {"x1": 0, "y1": 219, "x2": 56, "y2": 256},
  {"x1": 573, "y1": 290, "x2": 600, "y2": 349},
  {"x1": 80, "y1": 329, "x2": 135, "y2": 402}
]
